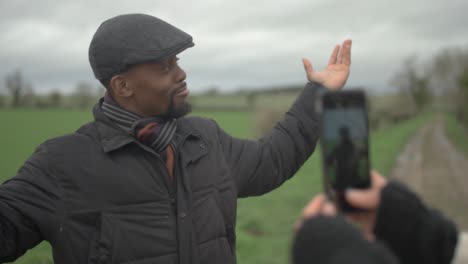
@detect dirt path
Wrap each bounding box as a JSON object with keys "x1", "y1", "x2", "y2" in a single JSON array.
[{"x1": 390, "y1": 115, "x2": 468, "y2": 263}]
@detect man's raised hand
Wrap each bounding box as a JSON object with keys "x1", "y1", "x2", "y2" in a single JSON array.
[{"x1": 302, "y1": 39, "x2": 352, "y2": 90}]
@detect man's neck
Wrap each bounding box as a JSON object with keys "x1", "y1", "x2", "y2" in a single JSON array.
[{"x1": 108, "y1": 94, "x2": 149, "y2": 118}]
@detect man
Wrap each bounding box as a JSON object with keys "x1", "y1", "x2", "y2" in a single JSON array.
[{"x1": 0, "y1": 13, "x2": 351, "y2": 263}]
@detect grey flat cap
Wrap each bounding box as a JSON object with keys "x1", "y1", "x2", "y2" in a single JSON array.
[{"x1": 89, "y1": 13, "x2": 194, "y2": 80}]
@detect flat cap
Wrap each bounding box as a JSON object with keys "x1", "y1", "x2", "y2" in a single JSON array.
[{"x1": 89, "y1": 13, "x2": 194, "y2": 80}]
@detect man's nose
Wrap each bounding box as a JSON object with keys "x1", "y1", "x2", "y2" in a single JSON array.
[{"x1": 175, "y1": 64, "x2": 187, "y2": 83}]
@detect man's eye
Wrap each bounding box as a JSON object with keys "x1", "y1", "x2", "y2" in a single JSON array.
[
  {"x1": 159, "y1": 64, "x2": 171, "y2": 72},
  {"x1": 159, "y1": 59, "x2": 178, "y2": 73}
]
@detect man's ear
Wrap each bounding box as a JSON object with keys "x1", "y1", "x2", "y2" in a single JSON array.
[{"x1": 110, "y1": 75, "x2": 134, "y2": 98}]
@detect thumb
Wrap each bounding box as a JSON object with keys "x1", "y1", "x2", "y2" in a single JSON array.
[
  {"x1": 345, "y1": 188, "x2": 379, "y2": 210},
  {"x1": 302, "y1": 58, "x2": 314, "y2": 75},
  {"x1": 302, "y1": 194, "x2": 325, "y2": 218}
]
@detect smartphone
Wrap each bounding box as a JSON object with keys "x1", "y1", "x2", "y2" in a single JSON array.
[{"x1": 318, "y1": 90, "x2": 371, "y2": 212}]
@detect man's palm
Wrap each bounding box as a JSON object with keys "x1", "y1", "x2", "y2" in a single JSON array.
[{"x1": 303, "y1": 39, "x2": 352, "y2": 90}]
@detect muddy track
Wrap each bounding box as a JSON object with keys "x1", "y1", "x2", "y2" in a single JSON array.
[{"x1": 389, "y1": 115, "x2": 468, "y2": 263}]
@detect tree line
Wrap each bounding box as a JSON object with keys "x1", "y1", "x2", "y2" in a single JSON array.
[{"x1": 0, "y1": 70, "x2": 103, "y2": 110}]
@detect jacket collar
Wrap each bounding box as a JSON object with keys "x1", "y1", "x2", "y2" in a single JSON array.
[{"x1": 92, "y1": 98, "x2": 202, "y2": 153}]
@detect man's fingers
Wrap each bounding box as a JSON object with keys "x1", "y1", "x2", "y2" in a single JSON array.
[
  {"x1": 295, "y1": 194, "x2": 338, "y2": 232},
  {"x1": 294, "y1": 194, "x2": 325, "y2": 232},
  {"x1": 341, "y1": 39, "x2": 352, "y2": 66},
  {"x1": 328, "y1": 45, "x2": 340, "y2": 66},
  {"x1": 345, "y1": 188, "x2": 379, "y2": 210},
  {"x1": 370, "y1": 170, "x2": 387, "y2": 188},
  {"x1": 346, "y1": 170, "x2": 387, "y2": 210},
  {"x1": 302, "y1": 194, "x2": 325, "y2": 218},
  {"x1": 302, "y1": 58, "x2": 314, "y2": 74},
  {"x1": 303, "y1": 194, "x2": 337, "y2": 217},
  {"x1": 321, "y1": 201, "x2": 337, "y2": 216}
]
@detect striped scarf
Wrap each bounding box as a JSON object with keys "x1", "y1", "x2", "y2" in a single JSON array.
[{"x1": 101, "y1": 93, "x2": 177, "y2": 154}]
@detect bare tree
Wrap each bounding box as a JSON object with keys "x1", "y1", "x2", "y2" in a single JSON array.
[
  {"x1": 415, "y1": 47, "x2": 468, "y2": 118},
  {"x1": 457, "y1": 68, "x2": 468, "y2": 124},
  {"x1": 427, "y1": 48, "x2": 468, "y2": 97},
  {"x1": 390, "y1": 55, "x2": 431, "y2": 111},
  {"x1": 5, "y1": 69, "x2": 27, "y2": 108},
  {"x1": 48, "y1": 89, "x2": 63, "y2": 108},
  {"x1": 21, "y1": 84, "x2": 36, "y2": 108}
]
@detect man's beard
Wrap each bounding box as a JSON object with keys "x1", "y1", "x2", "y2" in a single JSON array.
[{"x1": 159, "y1": 94, "x2": 192, "y2": 120}]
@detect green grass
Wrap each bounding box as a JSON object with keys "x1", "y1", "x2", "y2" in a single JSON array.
[
  {"x1": 0, "y1": 109, "x2": 431, "y2": 264},
  {"x1": 444, "y1": 113, "x2": 468, "y2": 156}
]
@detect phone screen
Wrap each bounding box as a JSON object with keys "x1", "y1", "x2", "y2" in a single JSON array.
[{"x1": 321, "y1": 91, "x2": 370, "y2": 199}]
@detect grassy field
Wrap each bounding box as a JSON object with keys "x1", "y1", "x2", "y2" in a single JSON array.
[
  {"x1": 445, "y1": 113, "x2": 468, "y2": 156},
  {"x1": 0, "y1": 109, "x2": 431, "y2": 264}
]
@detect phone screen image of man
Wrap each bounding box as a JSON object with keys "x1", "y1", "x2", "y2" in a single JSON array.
[{"x1": 322, "y1": 108, "x2": 369, "y2": 190}]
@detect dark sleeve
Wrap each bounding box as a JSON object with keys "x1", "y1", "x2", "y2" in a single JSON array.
[
  {"x1": 0, "y1": 216, "x2": 17, "y2": 262},
  {"x1": 216, "y1": 82, "x2": 324, "y2": 197},
  {"x1": 293, "y1": 215, "x2": 399, "y2": 264},
  {"x1": 374, "y1": 181, "x2": 459, "y2": 264},
  {"x1": 0, "y1": 142, "x2": 60, "y2": 261}
]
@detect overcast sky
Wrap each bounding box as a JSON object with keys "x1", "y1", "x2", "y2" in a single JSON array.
[{"x1": 1, "y1": 0, "x2": 467, "y2": 95}]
